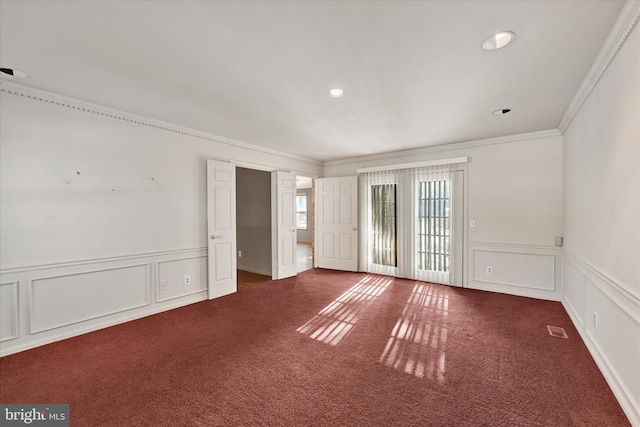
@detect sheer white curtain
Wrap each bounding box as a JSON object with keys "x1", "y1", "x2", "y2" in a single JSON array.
[{"x1": 360, "y1": 164, "x2": 456, "y2": 285}]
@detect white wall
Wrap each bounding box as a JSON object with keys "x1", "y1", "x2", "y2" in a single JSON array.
[
  {"x1": 236, "y1": 167, "x2": 272, "y2": 276},
  {"x1": 0, "y1": 82, "x2": 321, "y2": 356},
  {"x1": 561, "y1": 5, "x2": 640, "y2": 424},
  {"x1": 324, "y1": 129, "x2": 564, "y2": 300}
]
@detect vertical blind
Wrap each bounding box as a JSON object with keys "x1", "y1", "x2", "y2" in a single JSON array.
[
  {"x1": 360, "y1": 164, "x2": 456, "y2": 284},
  {"x1": 371, "y1": 184, "x2": 397, "y2": 268}
]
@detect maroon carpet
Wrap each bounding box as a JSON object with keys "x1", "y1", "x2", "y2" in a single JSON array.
[{"x1": 0, "y1": 269, "x2": 629, "y2": 426}]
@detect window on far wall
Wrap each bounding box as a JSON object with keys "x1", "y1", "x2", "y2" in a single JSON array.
[{"x1": 297, "y1": 194, "x2": 307, "y2": 229}]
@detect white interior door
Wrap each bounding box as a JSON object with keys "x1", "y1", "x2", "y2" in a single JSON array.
[
  {"x1": 207, "y1": 159, "x2": 237, "y2": 299},
  {"x1": 316, "y1": 176, "x2": 358, "y2": 271},
  {"x1": 272, "y1": 171, "x2": 297, "y2": 279}
]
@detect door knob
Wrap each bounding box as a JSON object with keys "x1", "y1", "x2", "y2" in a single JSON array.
[
  {"x1": 352, "y1": 227, "x2": 358, "y2": 231},
  {"x1": 210, "y1": 234, "x2": 221, "y2": 239}
]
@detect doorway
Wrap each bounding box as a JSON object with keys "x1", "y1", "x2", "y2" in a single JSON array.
[
  {"x1": 236, "y1": 167, "x2": 272, "y2": 288},
  {"x1": 296, "y1": 176, "x2": 314, "y2": 272}
]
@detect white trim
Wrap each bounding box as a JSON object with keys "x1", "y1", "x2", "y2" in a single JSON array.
[
  {"x1": 156, "y1": 289, "x2": 207, "y2": 304},
  {"x1": 562, "y1": 251, "x2": 640, "y2": 425},
  {"x1": 0, "y1": 293, "x2": 207, "y2": 357},
  {"x1": 0, "y1": 81, "x2": 322, "y2": 167},
  {"x1": 326, "y1": 129, "x2": 560, "y2": 167},
  {"x1": 0, "y1": 246, "x2": 207, "y2": 274},
  {"x1": 559, "y1": 1, "x2": 640, "y2": 133},
  {"x1": 466, "y1": 242, "x2": 562, "y2": 301},
  {"x1": 467, "y1": 241, "x2": 562, "y2": 251},
  {"x1": 470, "y1": 250, "x2": 556, "y2": 292},
  {"x1": 562, "y1": 297, "x2": 639, "y2": 426},
  {"x1": 291, "y1": 170, "x2": 319, "y2": 179},
  {"x1": 230, "y1": 159, "x2": 277, "y2": 172},
  {"x1": 155, "y1": 255, "x2": 208, "y2": 303},
  {"x1": 563, "y1": 250, "x2": 640, "y2": 324},
  {"x1": 29, "y1": 263, "x2": 152, "y2": 334},
  {"x1": 356, "y1": 157, "x2": 468, "y2": 174},
  {"x1": 0, "y1": 281, "x2": 19, "y2": 342}
]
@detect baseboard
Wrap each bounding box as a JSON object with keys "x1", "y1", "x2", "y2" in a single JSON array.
[
  {"x1": 562, "y1": 252, "x2": 640, "y2": 426},
  {"x1": 0, "y1": 292, "x2": 207, "y2": 357},
  {"x1": 562, "y1": 296, "x2": 639, "y2": 426},
  {"x1": 0, "y1": 247, "x2": 209, "y2": 357}
]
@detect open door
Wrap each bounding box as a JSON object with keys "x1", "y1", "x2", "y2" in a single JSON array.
[
  {"x1": 316, "y1": 176, "x2": 358, "y2": 271},
  {"x1": 272, "y1": 171, "x2": 297, "y2": 279},
  {"x1": 207, "y1": 159, "x2": 237, "y2": 299}
]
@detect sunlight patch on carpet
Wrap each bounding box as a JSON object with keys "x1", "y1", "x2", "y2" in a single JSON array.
[
  {"x1": 296, "y1": 275, "x2": 392, "y2": 346},
  {"x1": 379, "y1": 283, "x2": 448, "y2": 381}
]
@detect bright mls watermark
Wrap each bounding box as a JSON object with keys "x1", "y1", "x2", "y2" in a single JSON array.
[{"x1": 1, "y1": 405, "x2": 69, "y2": 426}]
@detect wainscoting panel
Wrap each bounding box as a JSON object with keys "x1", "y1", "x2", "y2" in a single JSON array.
[
  {"x1": 0, "y1": 247, "x2": 209, "y2": 356},
  {"x1": 0, "y1": 282, "x2": 19, "y2": 342},
  {"x1": 467, "y1": 242, "x2": 562, "y2": 300},
  {"x1": 562, "y1": 252, "x2": 640, "y2": 426},
  {"x1": 31, "y1": 264, "x2": 151, "y2": 334},
  {"x1": 562, "y1": 258, "x2": 586, "y2": 326},
  {"x1": 157, "y1": 256, "x2": 207, "y2": 302}
]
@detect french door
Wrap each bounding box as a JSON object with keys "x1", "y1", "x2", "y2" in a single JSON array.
[{"x1": 360, "y1": 166, "x2": 462, "y2": 286}]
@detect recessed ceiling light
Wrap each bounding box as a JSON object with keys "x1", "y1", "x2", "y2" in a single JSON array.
[
  {"x1": 493, "y1": 108, "x2": 512, "y2": 115},
  {"x1": 0, "y1": 68, "x2": 28, "y2": 78},
  {"x1": 482, "y1": 31, "x2": 515, "y2": 50},
  {"x1": 328, "y1": 88, "x2": 344, "y2": 98}
]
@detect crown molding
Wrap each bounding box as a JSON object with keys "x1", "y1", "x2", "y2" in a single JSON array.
[
  {"x1": 0, "y1": 81, "x2": 323, "y2": 167},
  {"x1": 558, "y1": 0, "x2": 640, "y2": 134},
  {"x1": 324, "y1": 129, "x2": 561, "y2": 167}
]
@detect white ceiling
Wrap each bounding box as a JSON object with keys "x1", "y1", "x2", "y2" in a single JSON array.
[{"x1": 0, "y1": 0, "x2": 625, "y2": 162}]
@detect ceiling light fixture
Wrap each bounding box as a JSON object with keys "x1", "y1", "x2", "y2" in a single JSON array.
[
  {"x1": 0, "y1": 68, "x2": 28, "y2": 78},
  {"x1": 493, "y1": 108, "x2": 512, "y2": 115},
  {"x1": 328, "y1": 88, "x2": 344, "y2": 98},
  {"x1": 482, "y1": 31, "x2": 515, "y2": 50}
]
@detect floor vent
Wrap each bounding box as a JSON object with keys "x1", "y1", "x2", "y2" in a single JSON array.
[{"x1": 547, "y1": 325, "x2": 568, "y2": 339}]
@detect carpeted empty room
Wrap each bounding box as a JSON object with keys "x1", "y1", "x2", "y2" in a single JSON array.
[
  {"x1": 0, "y1": 269, "x2": 629, "y2": 426},
  {"x1": 2, "y1": 1, "x2": 639, "y2": 426}
]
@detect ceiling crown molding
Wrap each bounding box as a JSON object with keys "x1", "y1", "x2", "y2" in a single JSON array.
[
  {"x1": 558, "y1": 0, "x2": 640, "y2": 134},
  {"x1": 0, "y1": 81, "x2": 323, "y2": 167},
  {"x1": 323, "y1": 129, "x2": 561, "y2": 167}
]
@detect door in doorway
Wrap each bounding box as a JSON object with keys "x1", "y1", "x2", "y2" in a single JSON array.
[
  {"x1": 206, "y1": 159, "x2": 237, "y2": 299},
  {"x1": 315, "y1": 176, "x2": 358, "y2": 271},
  {"x1": 272, "y1": 171, "x2": 297, "y2": 279}
]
